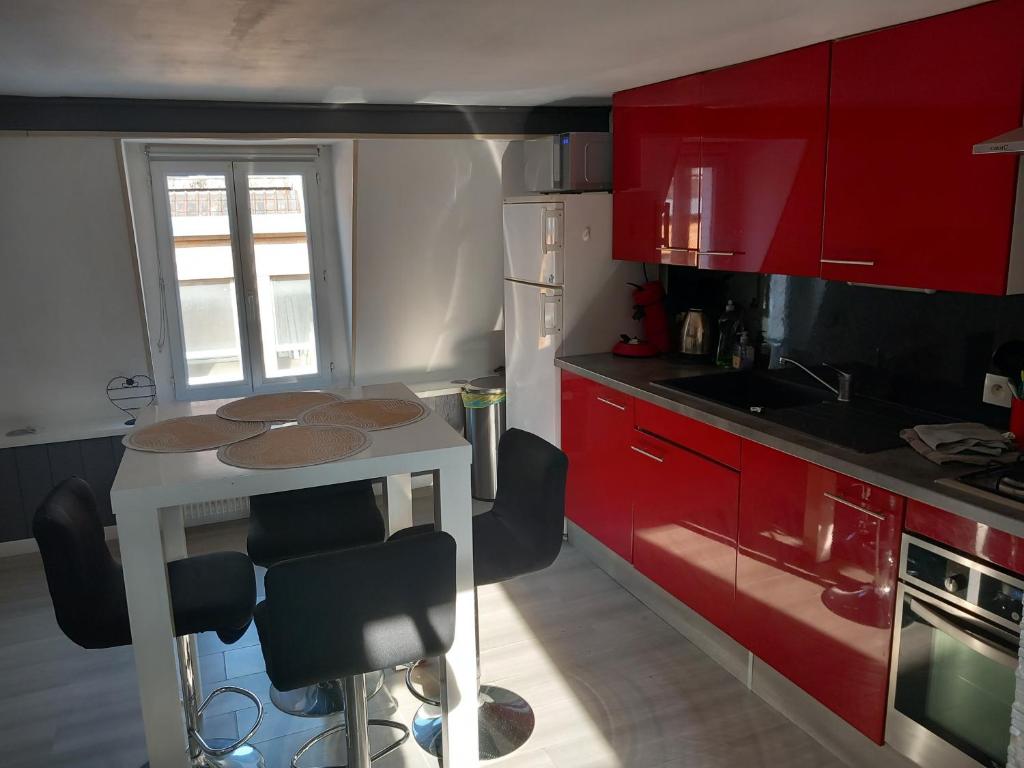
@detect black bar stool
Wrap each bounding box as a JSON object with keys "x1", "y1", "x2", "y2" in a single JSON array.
[
  {"x1": 246, "y1": 481, "x2": 387, "y2": 717},
  {"x1": 33, "y1": 477, "x2": 265, "y2": 768},
  {"x1": 255, "y1": 531, "x2": 457, "y2": 768},
  {"x1": 390, "y1": 428, "x2": 568, "y2": 760}
]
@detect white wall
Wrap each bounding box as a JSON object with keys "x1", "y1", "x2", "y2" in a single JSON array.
[
  {"x1": 0, "y1": 135, "x2": 509, "y2": 434},
  {"x1": 0, "y1": 136, "x2": 150, "y2": 430},
  {"x1": 352, "y1": 138, "x2": 506, "y2": 385}
]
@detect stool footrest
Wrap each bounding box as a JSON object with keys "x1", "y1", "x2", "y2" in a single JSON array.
[
  {"x1": 290, "y1": 719, "x2": 410, "y2": 767},
  {"x1": 190, "y1": 685, "x2": 265, "y2": 757},
  {"x1": 405, "y1": 662, "x2": 441, "y2": 707}
]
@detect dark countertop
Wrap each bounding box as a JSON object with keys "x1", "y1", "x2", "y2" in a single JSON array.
[{"x1": 556, "y1": 353, "x2": 1024, "y2": 539}]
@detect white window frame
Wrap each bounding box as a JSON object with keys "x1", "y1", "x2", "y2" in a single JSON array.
[{"x1": 149, "y1": 155, "x2": 333, "y2": 400}]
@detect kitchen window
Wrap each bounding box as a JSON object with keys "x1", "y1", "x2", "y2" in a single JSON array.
[{"x1": 149, "y1": 157, "x2": 332, "y2": 399}]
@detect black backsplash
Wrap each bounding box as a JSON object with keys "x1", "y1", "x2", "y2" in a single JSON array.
[{"x1": 665, "y1": 267, "x2": 1024, "y2": 426}]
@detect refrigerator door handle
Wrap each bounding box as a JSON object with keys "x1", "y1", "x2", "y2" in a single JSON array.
[
  {"x1": 542, "y1": 208, "x2": 563, "y2": 253},
  {"x1": 540, "y1": 295, "x2": 562, "y2": 339}
]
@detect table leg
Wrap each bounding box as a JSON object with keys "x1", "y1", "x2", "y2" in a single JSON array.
[
  {"x1": 435, "y1": 455, "x2": 479, "y2": 766},
  {"x1": 384, "y1": 473, "x2": 413, "y2": 535},
  {"x1": 115, "y1": 504, "x2": 190, "y2": 768}
]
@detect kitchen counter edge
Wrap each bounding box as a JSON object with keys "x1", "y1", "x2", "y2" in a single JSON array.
[{"x1": 556, "y1": 353, "x2": 1024, "y2": 539}]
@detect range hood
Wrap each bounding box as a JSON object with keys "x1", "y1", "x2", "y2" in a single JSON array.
[{"x1": 974, "y1": 126, "x2": 1024, "y2": 154}]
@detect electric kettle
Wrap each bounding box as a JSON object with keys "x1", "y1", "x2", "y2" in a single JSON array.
[{"x1": 679, "y1": 309, "x2": 711, "y2": 356}]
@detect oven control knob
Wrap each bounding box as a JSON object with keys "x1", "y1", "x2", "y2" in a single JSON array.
[{"x1": 944, "y1": 574, "x2": 967, "y2": 593}]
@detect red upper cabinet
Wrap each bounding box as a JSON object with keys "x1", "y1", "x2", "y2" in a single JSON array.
[
  {"x1": 698, "y1": 43, "x2": 830, "y2": 275},
  {"x1": 612, "y1": 44, "x2": 829, "y2": 275},
  {"x1": 560, "y1": 371, "x2": 635, "y2": 560},
  {"x1": 735, "y1": 441, "x2": 904, "y2": 743},
  {"x1": 822, "y1": 0, "x2": 1024, "y2": 293},
  {"x1": 613, "y1": 76, "x2": 702, "y2": 263}
]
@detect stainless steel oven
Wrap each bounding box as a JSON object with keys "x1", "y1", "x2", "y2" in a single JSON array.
[{"x1": 887, "y1": 535, "x2": 1022, "y2": 768}]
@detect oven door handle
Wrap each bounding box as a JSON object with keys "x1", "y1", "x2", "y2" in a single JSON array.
[{"x1": 910, "y1": 598, "x2": 1019, "y2": 670}]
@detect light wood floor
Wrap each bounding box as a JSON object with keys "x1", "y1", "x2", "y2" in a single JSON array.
[{"x1": 0, "y1": 513, "x2": 845, "y2": 768}]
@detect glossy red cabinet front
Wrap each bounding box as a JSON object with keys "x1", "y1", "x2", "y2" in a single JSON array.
[
  {"x1": 613, "y1": 76, "x2": 702, "y2": 263},
  {"x1": 698, "y1": 43, "x2": 830, "y2": 276},
  {"x1": 612, "y1": 44, "x2": 829, "y2": 275},
  {"x1": 631, "y1": 431, "x2": 740, "y2": 635},
  {"x1": 560, "y1": 371, "x2": 635, "y2": 560},
  {"x1": 822, "y1": 0, "x2": 1024, "y2": 293},
  {"x1": 735, "y1": 441, "x2": 904, "y2": 743}
]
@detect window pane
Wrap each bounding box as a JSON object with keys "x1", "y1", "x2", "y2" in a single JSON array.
[
  {"x1": 166, "y1": 174, "x2": 244, "y2": 385},
  {"x1": 249, "y1": 174, "x2": 318, "y2": 378}
]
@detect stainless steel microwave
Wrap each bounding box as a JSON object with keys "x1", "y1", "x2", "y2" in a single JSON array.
[{"x1": 523, "y1": 132, "x2": 610, "y2": 193}]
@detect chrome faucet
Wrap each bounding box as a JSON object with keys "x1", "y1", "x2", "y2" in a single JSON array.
[{"x1": 778, "y1": 357, "x2": 852, "y2": 403}]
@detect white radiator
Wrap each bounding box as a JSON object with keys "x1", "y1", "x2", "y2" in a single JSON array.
[{"x1": 181, "y1": 497, "x2": 250, "y2": 527}]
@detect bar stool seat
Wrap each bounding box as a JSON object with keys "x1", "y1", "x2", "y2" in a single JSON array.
[
  {"x1": 391, "y1": 428, "x2": 568, "y2": 760},
  {"x1": 247, "y1": 480, "x2": 388, "y2": 718},
  {"x1": 255, "y1": 532, "x2": 457, "y2": 768},
  {"x1": 34, "y1": 477, "x2": 265, "y2": 768}
]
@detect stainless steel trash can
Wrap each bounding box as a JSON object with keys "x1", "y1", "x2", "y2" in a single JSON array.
[{"x1": 462, "y1": 375, "x2": 506, "y2": 501}]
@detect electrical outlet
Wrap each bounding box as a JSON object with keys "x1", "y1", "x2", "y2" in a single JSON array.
[{"x1": 983, "y1": 373, "x2": 1013, "y2": 408}]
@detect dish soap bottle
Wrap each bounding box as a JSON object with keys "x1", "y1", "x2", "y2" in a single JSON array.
[
  {"x1": 732, "y1": 330, "x2": 755, "y2": 370},
  {"x1": 715, "y1": 299, "x2": 741, "y2": 367}
]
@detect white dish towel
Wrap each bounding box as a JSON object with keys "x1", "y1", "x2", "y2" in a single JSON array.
[
  {"x1": 900, "y1": 422, "x2": 1018, "y2": 465},
  {"x1": 911, "y1": 422, "x2": 1014, "y2": 456}
]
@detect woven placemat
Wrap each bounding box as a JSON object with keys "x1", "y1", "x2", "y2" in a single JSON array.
[
  {"x1": 299, "y1": 398, "x2": 428, "y2": 431},
  {"x1": 123, "y1": 415, "x2": 268, "y2": 453},
  {"x1": 217, "y1": 424, "x2": 371, "y2": 469},
  {"x1": 216, "y1": 391, "x2": 342, "y2": 423}
]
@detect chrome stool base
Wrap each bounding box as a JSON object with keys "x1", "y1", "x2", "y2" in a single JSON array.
[
  {"x1": 270, "y1": 670, "x2": 385, "y2": 717},
  {"x1": 410, "y1": 685, "x2": 536, "y2": 760},
  {"x1": 177, "y1": 637, "x2": 265, "y2": 768},
  {"x1": 192, "y1": 739, "x2": 266, "y2": 768},
  {"x1": 290, "y1": 675, "x2": 408, "y2": 768}
]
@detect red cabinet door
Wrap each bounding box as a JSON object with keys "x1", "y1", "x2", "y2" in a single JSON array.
[
  {"x1": 698, "y1": 43, "x2": 830, "y2": 276},
  {"x1": 822, "y1": 0, "x2": 1024, "y2": 293},
  {"x1": 560, "y1": 371, "x2": 635, "y2": 560},
  {"x1": 736, "y1": 441, "x2": 904, "y2": 743},
  {"x1": 631, "y1": 431, "x2": 740, "y2": 635},
  {"x1": 613, "y1": 76, "x2": 702, "y2": 264}
]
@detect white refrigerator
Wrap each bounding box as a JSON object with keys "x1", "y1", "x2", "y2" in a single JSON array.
[{"x1": 503, "y1": 192, "x2": 639, "y2": 446}]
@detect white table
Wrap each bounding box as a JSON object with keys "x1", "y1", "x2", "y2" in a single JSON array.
[{"x1": 110, "y1": 382, "x2": 479, "y2": 768}]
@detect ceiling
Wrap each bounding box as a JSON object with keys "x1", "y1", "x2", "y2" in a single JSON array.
[{"x1": 0, "y1": 0, "x2": 983, "y2": 106}]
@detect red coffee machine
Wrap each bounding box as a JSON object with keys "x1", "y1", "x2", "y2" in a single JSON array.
[{"x1": 612, "y1": 282, "x2": 670, "y2": 358}]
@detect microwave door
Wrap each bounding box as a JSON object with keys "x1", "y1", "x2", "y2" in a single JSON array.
[{"x1": 503, "y1": 202, "x2": 564, "y2": 286}]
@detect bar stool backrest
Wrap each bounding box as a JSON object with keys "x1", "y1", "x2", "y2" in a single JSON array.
[
  {"x1": 255, "y1": 531, "x2": 457, "y2": 692},
  {"x1": 476, "y1": 429, "x2": 569, "y2": 586},
  {"x1": 32, "y1": 477, "x2": 130, "y2": 649}
]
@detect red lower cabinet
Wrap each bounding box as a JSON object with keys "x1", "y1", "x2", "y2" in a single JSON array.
[
  {"x1": 735, "y1": 441, "x2": 904, "y2": 743},
  {"x1": 631, "y1": 431, "x2": 739, "y2": 635},
  {"x1": 560, "y1": 371, "x2": 635, "y2": 560}
]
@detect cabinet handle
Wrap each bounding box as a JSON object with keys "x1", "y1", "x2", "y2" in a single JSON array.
[
  {"x1": 658, "y1": 247, "x2": 739, "y2": 257},
  {"x1": 631, "y1": 446, "x2": 664, "y2": 463},
  {"x1": 820, "y1": 258, "x2": 876, "y2": 267},
  {"x1": 596, "y1": 396, "x2": 626, "y2": 411},
  {"x1": 823, "y1": 491, "x2": 886, "y2": 521}
]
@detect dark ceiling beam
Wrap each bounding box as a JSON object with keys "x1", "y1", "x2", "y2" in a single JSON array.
[{"x1": 0, "y1": 96, "x2": 610, "y2": 134}]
